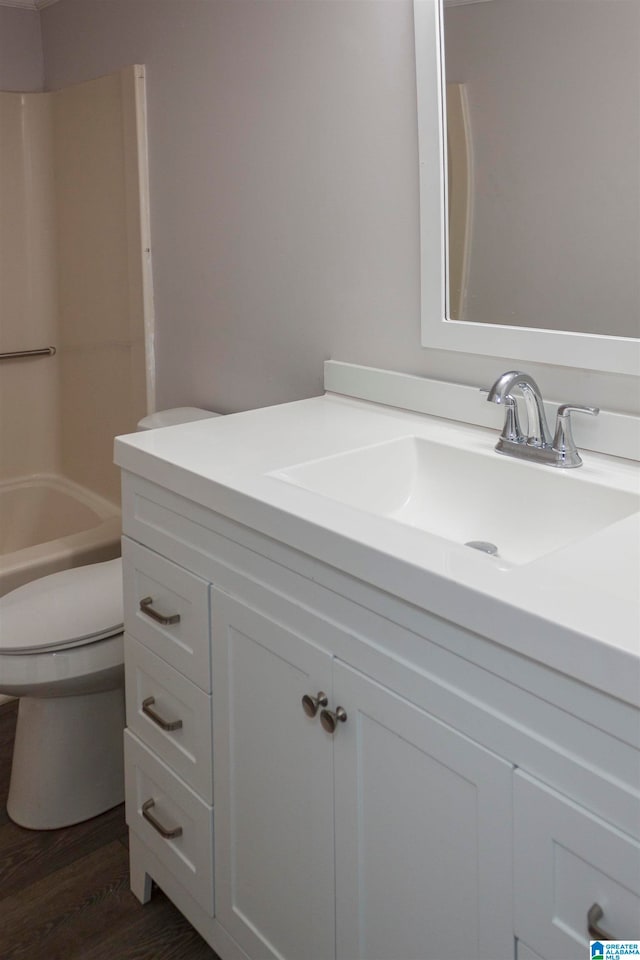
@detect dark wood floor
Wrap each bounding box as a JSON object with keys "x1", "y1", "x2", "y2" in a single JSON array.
[{"x1": 0, "y1": 700, "x2": 221, "y2": 960}]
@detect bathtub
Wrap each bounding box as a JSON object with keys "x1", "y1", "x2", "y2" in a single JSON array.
[{"x1": 0, "y1": 474, "x2": 121, "y2": 598}]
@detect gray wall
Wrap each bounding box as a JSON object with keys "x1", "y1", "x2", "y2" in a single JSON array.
[
  {"x1": 0, "y1": 5, "x2": 43, "y2": 91},
  {"x1": 39, "y1": 0, "x2": 635, "y2": 414}
]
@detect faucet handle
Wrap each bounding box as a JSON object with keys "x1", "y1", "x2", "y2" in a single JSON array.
[
  {"x1": 500, "y1": 396, "x2": 525, "y2": 444},
  {"x1": 481, "y1": 386, "x2": 525, "y2": 448},
  {"x1": 556, "y1": 403, "x2": 600, "y2": 417},
  {"x1": 552, "y1": 404, "x2": 599, "y2": 468}
]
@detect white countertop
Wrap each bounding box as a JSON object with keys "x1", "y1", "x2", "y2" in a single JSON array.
[{"x1": 115, "y1": 394, "x2": 640, "y2": 707}]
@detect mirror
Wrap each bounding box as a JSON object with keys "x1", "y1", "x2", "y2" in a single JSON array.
[{"x1": 414, "y1": 0, "x2": 640, "y2": 376}]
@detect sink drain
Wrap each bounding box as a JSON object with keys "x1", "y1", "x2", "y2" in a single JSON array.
[{"x1": 465, "y1": 540, "x2": 499, "y2": 556}]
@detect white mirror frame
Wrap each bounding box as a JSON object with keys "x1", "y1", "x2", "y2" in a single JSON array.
[{"x1": 414, "y1": 0, "x2": 640, "y2": 377}]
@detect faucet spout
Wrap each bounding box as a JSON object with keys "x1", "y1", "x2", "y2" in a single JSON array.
[
  {"x1": 485, "y1": 370, "x2": 596, "y2": 468},
  {"x1": 486, "y1": 370, "x2": 552, "y2": 448}
]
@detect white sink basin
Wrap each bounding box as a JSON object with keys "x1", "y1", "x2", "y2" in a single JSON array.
[{"x1": 272, "y1": 436, "x2": 639, "y2": 565}]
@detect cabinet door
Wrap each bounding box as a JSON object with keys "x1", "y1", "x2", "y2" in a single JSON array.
[
  {"x1": 212, "y1": 589, "x2": 335, "y2": 960},
  {"x1": 514, "y1": 771, "x2": 640, "y2": 960},
  {"x1": 333, "y1": 661, "x2": 514, "y2": 960}
]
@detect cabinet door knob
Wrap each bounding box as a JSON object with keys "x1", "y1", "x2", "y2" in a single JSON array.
[
  {"x1": 139, "y1": 596, "x2": 181, "y2": 626},
  {"x1": 301, "y1": 691, "x2": 328, "y2": 718},
  {"x1": 588, "y1": 902, "x2": 614, "y2": 941},
  {"x1": 320, "y1": 706, "x2": 348, "y2": 734},
  {"x1": 141, "y1": 798, "x2": 183, "y2": 839},
  {"x1": 142, "y1": 696, "x2": 183, "y2": 731}
]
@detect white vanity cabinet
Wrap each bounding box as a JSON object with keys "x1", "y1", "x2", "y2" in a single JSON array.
[
  {"x1": 211, "y1": 587, "x2": 513, "y2": 960},
  {"x1": 121, "y1": 537, "x2": 216, "y2": 915},
  {"x1": 118, "y1": 470, "x2": 640, "y2": 960},
  {"x1": 331, "y1": 659, "x2": 513, "y2": 960},
  {"x1": 514, "y1": 772, "x2": 640, "y2": 960},
  {"x1": 211, "y1": 589, "x2": 335, "y2": 960}
]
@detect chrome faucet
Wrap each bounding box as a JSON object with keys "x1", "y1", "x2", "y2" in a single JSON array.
[{"x1": 485, "y1": 370, "x2": 599, "y2": 468}]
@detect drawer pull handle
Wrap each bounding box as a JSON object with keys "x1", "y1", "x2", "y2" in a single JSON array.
[
  {"x1": 141, "y1": 798, "x2": 183, "y2": 839},
  {"x1": 139, "y1": 596, "x2": 181, "y2": 626},
  {"x1": 320, "y1": 706, "x2": 348, "y2": 734},
  {"x1": 301, "y1": 691, "x2": 328, "y2": 718},
  {"x1": 588, "y1": 903, "x2": 614, "y2": 941},
  {"x1": 142, "y1": 696, "x2": 183, "y2": 732}
]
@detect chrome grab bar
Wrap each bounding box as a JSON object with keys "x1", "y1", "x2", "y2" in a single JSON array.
[{"x1": 0, "y1": 346, "x2": 56, "y2": 360}]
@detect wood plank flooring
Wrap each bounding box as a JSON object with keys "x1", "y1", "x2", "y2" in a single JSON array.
[{"x1": 0, "y1": 700, "x2": 221, "y2": 960}]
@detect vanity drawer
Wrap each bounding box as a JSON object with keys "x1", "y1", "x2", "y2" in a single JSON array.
[
  {"x1": 124, "y1": 730, "x2": 214, "y2": 915},
  {"x1": 125, "y1": 637, "x2": 213, "y2": 803},
  {"x1": 122, "y1": 537, "x2": 211, "y2": 691},
  {"x1": 514, "y1": 771, "x2": 640, "y2": 960}
]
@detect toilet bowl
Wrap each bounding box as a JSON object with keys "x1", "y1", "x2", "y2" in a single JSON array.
[
  {"x1": 0, "y1": 560, "x2": 125, "y2": 829},
  {"x1": 0, "y1": 407, "x2": 219, "y2": 829}
]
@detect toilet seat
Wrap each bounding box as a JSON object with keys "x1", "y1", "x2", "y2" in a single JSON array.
[{"x1": 0, "y1": 558, "x2": 123, "y2": 655}]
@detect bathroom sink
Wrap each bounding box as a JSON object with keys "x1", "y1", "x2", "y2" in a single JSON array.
[{"x1": 271, "y1": 436, "x2": 639, "y2": 565}]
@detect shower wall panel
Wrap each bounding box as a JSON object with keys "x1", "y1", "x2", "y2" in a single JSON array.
[
  {"x1": 53, "y1": 67, "x2": 148, "y2": 504},
  {"x1": 0, "y1": 92, "x2": 60, "y2": 480},
  {"x1": 0, "y1": 66, "x2": 149, "y2": 504}
]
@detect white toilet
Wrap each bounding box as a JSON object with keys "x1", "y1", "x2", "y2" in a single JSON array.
[{"x1": 0, "y1": 407, "x2": 219, "y2": 830}]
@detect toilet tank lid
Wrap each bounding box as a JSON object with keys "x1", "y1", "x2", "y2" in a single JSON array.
[
  {"x1": 0, "y1": 559, "x2": 124, "y2": 655},
  {"x1": 138, "y1": 407, "x2": 220, "y2": 430}
]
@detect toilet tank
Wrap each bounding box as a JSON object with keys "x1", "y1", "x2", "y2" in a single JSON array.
[{"x1": 137, "y1": 407, "x2": 220, "y2": 431}]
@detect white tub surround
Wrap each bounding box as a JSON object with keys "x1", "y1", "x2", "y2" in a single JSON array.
[
  {"x1": 116, "y1": 379, "x2": 639, "y2": 960},
  {"x1": 0, "y1": 66, "x2": 152, "y2": 509},
  {"x1": 0, "y1": 474, "x2": 121, "y2": 597}
]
